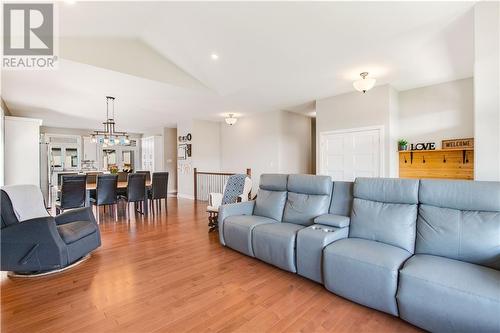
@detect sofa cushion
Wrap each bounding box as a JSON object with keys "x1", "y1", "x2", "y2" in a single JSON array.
[
  {"x1": 283, "y1": 192, "x2": 331, "y2": 226},
  {"x1": 223, "y1": 215, "x2": 277, "y2": 257},
  {"x1": 329, "y1": 181, "x2": 354, "y2": 216},
  {"x1": 57, "y1": 221, "x2": 97, "y2": 244},
  {"x1": 419, "y1": 179, "x2": 500, "y2": 212},
  {"x1": 354, "y1": 177, "x2": 419, "y2": 204},
  {"x1": 252, "y1": 222, "x2": 305, "y2": 272},
  {"x1": 397, "y1": 254, "x2": 500, "y2": 333},
  {"x1": 282, "y1": 174, "x2": 331, "y2": 226},
  {"x1": 417, "y1": 179, "x2": 500, "y2": 270},
  {"x1": 349, "y1": 198, "x2": 417, "y2": 253},
  {"x1": 254, "y1": 189, "x2": 287, "y2": 221},
  {"x1": 323, "y1": 238, "x2": 412, "y2": 316},
  {"x1": 314, "y1": 214, "x2": 350, "y2": 228},
  {"x1": 259, "y1": 174, "x2": 288, "y2": 191},
  {"x1": 417, "y1": 205, "x2": 500, "y2": 270},
  {"x1": 287, "y1": 174, "x2": 331, "y2": 195}
]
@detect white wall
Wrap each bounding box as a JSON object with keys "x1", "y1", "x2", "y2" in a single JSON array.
[
  {"x1": 163, "y1": 127, "x2": 177, "y2": 193},
  {"x1": 176, "y1": 120, "x2": 194, "y2": 198},
  {"x1": 388, "y1": 86, "x2": 399, "y2": 177},
  {"x1": 316, "y1": 85, "x2": 394, "y2": 177},
  {"x1": 279, "y1": 111, "x2": 313, "y2": 175},
  {"x1": 176, "y1": 119, "x2": 221, "y2": 198},
  {"x1": 399, "y1": 78, "x2": 474, "y2": 148},
  {"x1": 474, "y1": 2, "x2": 500, "y2": 181},
  {"x1": 192, "y1": 120, "x2": 221, "y2": 172},
  {"x1": 220, "y1": 110, "x2": 312, "y2": 194}
]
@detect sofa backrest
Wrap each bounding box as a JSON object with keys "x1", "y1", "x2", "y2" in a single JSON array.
[
  {"x1": 254, "y1": 174, "x2": 288, "y2": 221},
  {"x1": 350, "y1": 178, "x2": 419, "y2": 253},
  {"x1": 417, "y1": 179, "x2": 500, "y2": 270},
  {"x1": 329, "y1": 181, "x2": 354, "y2": 216},
  {"x1": 282, "y1": 174, "x2": 332, "y2": 225}
]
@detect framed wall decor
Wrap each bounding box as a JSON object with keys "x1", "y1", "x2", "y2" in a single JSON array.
[{"x1": 177, "y1": 143, "x2": 192, "y2": 160}]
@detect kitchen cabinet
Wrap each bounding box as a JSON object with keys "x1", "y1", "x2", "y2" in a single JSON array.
[
  {"x1": 83, "y1": 136, "x2": 98, "y2": 161},
  {"x1": 141, "y1": 136, "x2": 164, "y2": 172}
]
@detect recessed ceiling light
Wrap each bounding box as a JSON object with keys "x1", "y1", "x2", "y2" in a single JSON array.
[{"x1": 211, "y1": 53, "x2": 219, "y2": 60}]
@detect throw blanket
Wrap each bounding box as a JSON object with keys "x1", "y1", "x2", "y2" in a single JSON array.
[
  {"x1": 1, "y1": 185, "x2": 50, "y2": 222},
  {"x1": 222, "y1": 174, "x2": 247, "y2": 205}
]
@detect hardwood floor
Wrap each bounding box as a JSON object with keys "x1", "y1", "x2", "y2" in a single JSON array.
[{"x1": 1, "y1": 198, "x2": 421, "y2": 333}]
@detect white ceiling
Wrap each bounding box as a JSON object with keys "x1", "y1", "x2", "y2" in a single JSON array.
[{"x1": 1, "y1": 1, "x2": 475, "y2": 132}]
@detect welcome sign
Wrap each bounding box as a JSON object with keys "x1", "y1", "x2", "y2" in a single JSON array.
[{"x1": 442, "y1": 138, "x2": 474, "y2": 150}]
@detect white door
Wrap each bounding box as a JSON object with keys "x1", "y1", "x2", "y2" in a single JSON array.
[{"x1": 320, "y1": 127, "x2": 383, "y2": 181}]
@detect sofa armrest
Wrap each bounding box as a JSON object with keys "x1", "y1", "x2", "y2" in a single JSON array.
[
  {"x1": 55, "y1": 207, "x2": 97, "y2": 226},
  {"x1": 314, "y1": 214, "x2": 350, "y2": 228},
  {"x1": 218, "y1": 201, "x2": 255, "y2": 245},
  {"x1": 0, "y1": 216, "x2": 67, "y2": 271}
]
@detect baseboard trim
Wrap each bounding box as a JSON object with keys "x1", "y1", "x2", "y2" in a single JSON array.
[{"x1": 177, "y1": 193, "x2": 195, "y2": 200}]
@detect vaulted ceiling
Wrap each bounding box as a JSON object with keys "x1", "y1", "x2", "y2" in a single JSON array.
[{"x1": 1, "y1": 1, "x2": 475, "y2": 132}]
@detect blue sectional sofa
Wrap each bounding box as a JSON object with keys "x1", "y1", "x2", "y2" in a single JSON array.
[{"x1": 218, "y1": 174, "x2": 500, "y2": 332}]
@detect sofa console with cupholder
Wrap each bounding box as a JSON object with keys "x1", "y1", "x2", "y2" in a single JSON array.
[{"x1": 218, "y1": 174, "x2": 500, "y2": 332}]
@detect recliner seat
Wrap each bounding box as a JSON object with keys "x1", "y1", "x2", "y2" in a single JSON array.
[
  {"x1": 252, "y1": 174, "x2": 332, "y2": 272},
  {"x1": 1, "y1": 185, "x2": 101, "y2": 273},
  {"x1": 396, "y1": 179, "x2": 500, "y2": 332},
  {"x1": 219, "y1": 174, "x2": 288, "y2": 256},
  {"x1": 323, "y1": 177, "x2": 419, "y2": 316}
]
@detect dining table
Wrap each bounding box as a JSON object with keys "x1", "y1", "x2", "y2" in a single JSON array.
[{"x1": 59, "y1": 180, "x2": 152, "y2": 215}]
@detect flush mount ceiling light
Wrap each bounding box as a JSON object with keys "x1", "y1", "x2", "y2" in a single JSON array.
[
  {"x1": 353, "y1": 72, "x2": 376, "y2": 93},
  {"x1": 211, "y1": 53, "x2": 219, "y2": 60},
  {"x1": 225, "y1": 114, "x2": 237, "y2": 126}
]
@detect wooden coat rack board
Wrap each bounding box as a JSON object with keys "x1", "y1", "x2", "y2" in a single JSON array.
[{"x1": 399, "y1": 148, "x2": 474, "y2": 180}]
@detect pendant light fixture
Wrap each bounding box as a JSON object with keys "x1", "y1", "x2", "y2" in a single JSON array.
[
  {"x1": 91, "y1": 96, "x2": 130, "y2": 146},
  {"x1": 225, "y1": 113, "x2": 238, "y2": 126},
  {"x1": 353, "y1": 72, "x2": 376, "y2": 93}
]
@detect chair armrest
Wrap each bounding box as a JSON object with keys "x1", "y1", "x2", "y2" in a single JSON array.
[
  {"x1": 314, "y1": 214, "x2": 350, "y2": 228},
  {"x1": 208, "y1": 192, "x2": 223, "y2": 208},
  {"x1": 218, "y1": 201, "x2": 255, "y2": 245},
  {"x1": 0, "y1": 217, "x2": 67, "y2": 271},
  {"x1": 55, "y1": 207, "x2": 97, "y2": 225}
]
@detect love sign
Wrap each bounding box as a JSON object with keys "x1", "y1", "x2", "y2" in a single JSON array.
[{"x1": 410, "y1": 142, "x2": 436, "y2": 151}]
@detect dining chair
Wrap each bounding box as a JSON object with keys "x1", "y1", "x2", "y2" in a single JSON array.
[
  {"x1": 86, "y1": 172, "x2": 102, "y2": 198},
  {"x1": 149, "y1": 172, "x2": 169, "y2": 212},
  {"x1": 135, "y1": 170, "x2": 151, "y2": 183},
  {"x1": 116, "y1": 171, "x2": 128, "y2": 196},
  {"x1": 122, "y1": 173, "x2": 146, "y2": 218},
  {"x1": 90, "y1": 174, "x2": 118, "y2": 222},
  {"x1": 56, "y1": 175, "x2": 87, "y2": 214}
]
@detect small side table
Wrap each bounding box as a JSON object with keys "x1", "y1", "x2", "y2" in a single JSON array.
[{"x1": 296, "y1": 224, "x2": 349, "y2": 283}]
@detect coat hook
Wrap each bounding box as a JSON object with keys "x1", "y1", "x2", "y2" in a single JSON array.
[
  {"x1": 443, "y1": 155, "x2": 446, "y2": 163},
  {"x1": 422, "y1": 156, "x2": 426, "y2": 163},
  {"x1": 404, "y1": 156, "x2": 407, "y2": 163}
]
